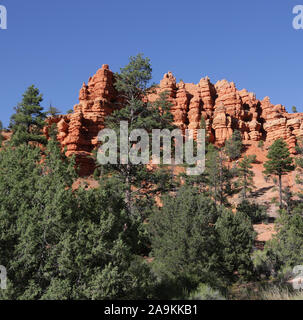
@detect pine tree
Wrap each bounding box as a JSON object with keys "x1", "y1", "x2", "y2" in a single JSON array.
[
  {"x1": 0, "y1": 143, "x2": 42, "y2": 298},
  {"x1": 292, "y1": 106, "x2": 298, "y2": 113},
  {"x1": 216, "y1": 210, "x2": 255, "y2": 282},
  {"x1": 282, "y1": 186, "x2": 295, "y2": 215},
  {"x1": 294, "y1": 137, "x2": 303, "y2": 199},
  {"x1": 46, "y1": 105, "x2": 61, "y2": 117},
  {"x1": 206, "y1": 145, "x2": 236, "y2": 207},
  {"x1": 149, "y1": 186, "x2": 222, "y2": 292},
  {"x1": 0, "y1": 134, "x2": 154, "y2": 299},
  {"x1": 236, "y1": 200, "x2": 267, "y2": 224},
  {"x1": 237, "y1": 155, "x2": 256, "y2": 200},
  {"x1": 100, "y1": 54, "x2": 176, "y2": 217},
  {"x1": 263, "y1": 138, "x2": 294, "y2": 209},
  {"x1": 10, "y1": 85, "x2": 46, "y2": 146},
  {"x1": 224, "y1": 130, "x2": 243, "y2": 161},
  {"x1": 264, "y1": 211, "x2": 303, "y2": 274}
]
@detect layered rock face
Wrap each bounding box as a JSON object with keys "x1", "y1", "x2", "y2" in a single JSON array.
[
  {"x1": 45, "y1": 64, "x2": 116, "y2": 175},
  {"x1": 46, "y1": 65, "x2": 303, "y2": 175}
]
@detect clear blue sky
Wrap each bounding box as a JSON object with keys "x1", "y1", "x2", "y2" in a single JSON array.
[{"x1": 0, "y1": 0, "x2": 302, "y2": 127}]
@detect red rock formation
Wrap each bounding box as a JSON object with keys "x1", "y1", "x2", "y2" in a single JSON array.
[
  {"x1": 46, "y1": 65, "x2": 303, "y2": 176},
  {"x1": 46, "y1": 64, "x2": 116, "y2": 175}
]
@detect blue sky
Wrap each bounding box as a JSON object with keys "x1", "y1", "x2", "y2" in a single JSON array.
[{"x1": 0, "y1": 0, "x2": 302, "y2": 127}]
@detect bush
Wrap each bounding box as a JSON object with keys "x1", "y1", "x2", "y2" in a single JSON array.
[
  {"x1": 149, "y1": 186, "x2": 222, "y2": 293},
  {"x1": 237, "y1": 200, "x2": 268, "y2": 223},
  {"x1": 264, "y1": 212, "x2": 303, "y2": 274},
  {"x1": 252, "y1": 249, "x2": 274, "y2": 278},
  {"x1": 216, "y1": 210, "x2": 255, "y2": 282},
  {"x1": 225, "y1": 130, "x2": 243, "y2": 160},
  {"x1": 186, "y1": 284, "x2": 226, "y2": 300}
]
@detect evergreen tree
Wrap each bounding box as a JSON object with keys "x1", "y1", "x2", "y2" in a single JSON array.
[
  {"x1": 149, "y1": 186, "x2": 222, "y2": 293},
  {"x1": 216, "y1": 210, "x2": 255, "y2": 282},
  {"x1": 0, "y1": 135, "x2": 154, "y2": 299},
  {"x1": 236, "y1": 200, "x2": 267, "y2": 224},
  {"x1": 206, "y1": 145, "x2": 236, "y2": 207},
  {"x1": 224, "y1": 130, "x2": 243, "y2": 161},
  {"x1": 263, "y1": 138, "x2": 294, "y2": 209},
  {"x1": 10, "y1": 85, "x2": 46, "y2": 145},
  {"x1": 180, "y1": 117, "x2": 210, "y2": 192},
  {"x1": 237, "y1": 155, "x2": 256, "y2": 200},
  {"x1": 0, "y1": 144, "x2": 41, "y2": 283},
  {"x1": 100, "y1": 54, "x2": 176, "y2": 218},
  {"x1": 294, "y1": 137, "x2": 303, "y2": 200},
  {"x1": 264, "y1": 211, "x2": 303, "y2": 274},
  {"x1": 292, "y1": 106, "x2": 298, "y2": 113},
  {"x1": 46, "y1": 105, "x2": 61, "y2": 117},
  {"x1": 282, "y1": 186, "x2": 296, "y2": 215}
]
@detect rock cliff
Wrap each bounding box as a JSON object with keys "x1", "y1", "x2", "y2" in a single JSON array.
[{"x1": 45, "y1": 65, "x2": 303, "y2": 175}]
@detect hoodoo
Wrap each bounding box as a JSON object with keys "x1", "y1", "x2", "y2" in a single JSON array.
[{"x1": 45, "y1": 65, "x2": 303, "y2": 175}]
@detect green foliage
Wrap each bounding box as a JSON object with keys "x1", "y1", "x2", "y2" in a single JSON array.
[
  {"x1": 114, "y1": 53, "x2": 153, "y2": 96},
  {"x1": 236, "y1": 155, "x2": 256, "y2": 200},
  {"x1": 292, "y1": 106, "x2": 298, "y2": 113},
  {"x1": 10, "y1": 85, "x2": 46, "y2": 146},
  {"x1": 252, "y1": 249, "x2": 273, "y2": 278},
  {"x1": 264, "y1": 139, "x2": 294, "y2": 177},
  {"x1": 294, "y1": 137, "x2": 303, "y2": 197},
  {"x1": 67, "y1": 109, "x2": 74, "y2": 114},
  {"x1": 282, "y1": 186, "x2": 296, "y2": 214},
  {"x1": 0, "y1": 137, "x2": 154, "y2": 300},
  {"x1": 263, "y1": 138, "x2": 294, "y2": 208},
  {"x1": 216, "y1": 210, "x2": 255, "y2": 282},
  {"x1": 100, "y1": 54, "x2": 176, "y2": 219},
  {"x1": 186, "y1": 283, "x2": 226, "y2": 300},
  {"x1": 46, "y1": 105, "x2": 61, "y2": 117},
  {"x1": 205, "y1": 145, "x2": 237, "y2": 206},
  {"x1": 224, "y1": 130, "x2": 243, "y2": 160},
  {"x1": 149, "y1": 186, "x2": 221, "y2": 293},
  {"x1": 264, "y1": 212, "x2": 303, "y2": 275},
  {"x1": 236, "y1": 200, "x2": 267, "y2": 224},
  {"x1": 258, "y1": 140, "x2": 264, "y2": 149}
]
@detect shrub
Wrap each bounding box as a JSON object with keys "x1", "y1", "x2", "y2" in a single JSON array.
[
  {"x1": 187, "y1": 284, "x2": 226, "y2": 300},
  {"x1": 225, "y1": 130, "x2": 243, "y2": 160},
  {"x1": 237, "y1": 200, "x2": 268, "y2": 223}
]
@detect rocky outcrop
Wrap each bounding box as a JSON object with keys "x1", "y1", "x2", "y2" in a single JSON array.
[
  {"x1": 45, "y1": 64, "x2": 116, "y2": 175},
  {"x1": 46, "y1": 65, "x2": 303, "y2": 175}
]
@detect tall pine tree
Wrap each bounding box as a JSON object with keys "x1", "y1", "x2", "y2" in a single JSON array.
[
  {"x1": 263, "y1": 138, "x2": 294, "y2": 209},
  {"x1": 10, "y1": 85, "x2": 46, "y2": 146},
  {"x1": 99, "y1": 54, "x2": 176, "y2": 218}
]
